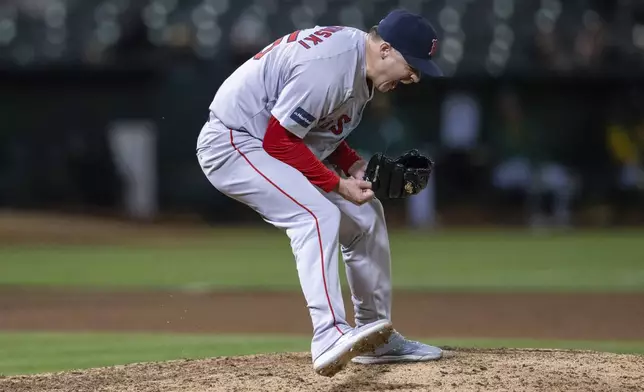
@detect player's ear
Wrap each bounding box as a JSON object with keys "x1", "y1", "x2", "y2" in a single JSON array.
[{"x1": 379, "y1": 41, "x2": 392, "y2": 59}]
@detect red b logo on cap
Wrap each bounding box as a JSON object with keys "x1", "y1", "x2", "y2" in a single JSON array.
[{"x1": 429, "y1": 39, "x2": 438, "y2": 57}]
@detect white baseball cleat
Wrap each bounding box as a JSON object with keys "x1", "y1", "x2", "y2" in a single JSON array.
[
  {"x1": 313, "y1": 319, "x2": 394, "y2": 377},
  {"x1": 351, "y1": 330, "x2": 443, "y2": 364}
]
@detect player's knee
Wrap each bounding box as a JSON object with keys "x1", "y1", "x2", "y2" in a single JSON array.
[
  {"x1": 361, "y1": 199, "x2": 386, "y2": 233},
  {"x1": 315, "y1": 203, "x2": 341, "y2": 231},
  {"x1": 294, "y1": 200, "x2": 341, "y2": 242},
  {"x1": 343, "y1": 199, "x2": 385, "y2": 244}
]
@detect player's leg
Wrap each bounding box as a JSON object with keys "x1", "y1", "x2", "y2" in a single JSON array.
[
  {"x1": 197, "y1": 127, "x2": 348, "y2": 352},
  {"x1": 323, "y1": 191, "x2": 443, "y2": 364},
  {"x1": 196, "y1": 124, "x2": 392, "y2": 375},
  {"x1": 324, "y1": 193, "x2": 393, "y2": 326}
]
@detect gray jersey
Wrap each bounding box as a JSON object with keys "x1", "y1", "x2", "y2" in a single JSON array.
[{"x1": 207, "y1": 25, "x2": 374, "y2": 161}]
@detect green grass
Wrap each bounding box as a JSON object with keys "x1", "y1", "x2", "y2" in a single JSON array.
[
  {"x1": 0, "y1": 332, "x2": 310, "y2": 376},
  {"x1": 1, "y1": 332, "x2": 643, "y2": 376},
  {"x1": 1, "y1": 229, "x2": 643, "y2": 291}
]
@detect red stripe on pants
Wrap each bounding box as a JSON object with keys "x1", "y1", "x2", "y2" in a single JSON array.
[{"x1": 229, "y1": 129, "x2": 344, "y2": 336}]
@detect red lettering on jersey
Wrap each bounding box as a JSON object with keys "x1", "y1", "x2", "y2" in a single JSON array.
[
  {"x1": 253, "y1": 26, "x2": 342, "y2": 57},
  {"x1": 314, "y1": 30, "x2": 333, "y2": 38},
  {"x1": 304, "y1": 34, "x2": 323, "y2": 45},
  {"x1": 328, "y1": 114, "x2": 351, "y2": 135},
  {"x1": 253, "y1": 37, "x2": 283, "y2": 60},
  {"x1": 287, "y1": 30, "x2": 301, "y2": 43}
]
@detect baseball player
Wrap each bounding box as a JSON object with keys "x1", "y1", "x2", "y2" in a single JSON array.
[{"x1": 196, "y1": 9, "x2": 443, "y2": 377}]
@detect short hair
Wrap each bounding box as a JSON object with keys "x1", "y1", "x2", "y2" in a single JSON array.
[{"x1": 368, "y1": 25, "x2": 382, "y2": 40}]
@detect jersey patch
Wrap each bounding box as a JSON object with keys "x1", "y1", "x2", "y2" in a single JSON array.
[{"x1": 290, "y1": 107, "x2": 317, "y2": 128}]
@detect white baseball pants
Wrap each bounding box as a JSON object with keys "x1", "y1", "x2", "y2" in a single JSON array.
[{"x1": 196, "y1": 117, "x2": 393, "y2": 361}]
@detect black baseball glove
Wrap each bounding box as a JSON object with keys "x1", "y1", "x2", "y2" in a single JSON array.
[{"x1": 363, "y1": 149, "x2": 434, "y2": 199}]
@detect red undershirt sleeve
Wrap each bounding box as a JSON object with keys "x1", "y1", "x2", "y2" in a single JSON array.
[
  {"x1": 263, "y1": 116, "x2": 340, "y2": 193},
  {"x1": 327, "y1": 141, "x2": 362, "y2": 175}
]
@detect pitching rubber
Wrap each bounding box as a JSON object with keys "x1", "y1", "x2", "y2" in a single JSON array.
[{"x1": 313, "y1": 320, "x2": 394, "y2": 377}]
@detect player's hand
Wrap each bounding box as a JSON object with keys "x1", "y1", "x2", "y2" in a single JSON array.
[
  {"x1": 336, "y1": 177, "x2": 374, "y2": 205},
  {"x1": 347, "y1": 160, "x2": 367, "y2": 181}
]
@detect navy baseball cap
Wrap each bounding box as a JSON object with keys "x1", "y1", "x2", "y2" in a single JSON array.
[{"x1": 377, "y1": 9, "x2": 443, "y2": 77}]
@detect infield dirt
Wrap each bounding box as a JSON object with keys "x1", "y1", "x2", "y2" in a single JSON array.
[{"x1": 2, "y1": 348, "x2": 643, "y2": 392}]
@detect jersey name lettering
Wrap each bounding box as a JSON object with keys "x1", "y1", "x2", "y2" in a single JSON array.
[{"x1": 253, "y1": 26, "x2": 345, "y2": 60}]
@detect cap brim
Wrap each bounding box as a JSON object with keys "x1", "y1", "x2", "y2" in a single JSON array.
[{"x1": 403, "y1": 55, "x2": 443, "y2": 78}]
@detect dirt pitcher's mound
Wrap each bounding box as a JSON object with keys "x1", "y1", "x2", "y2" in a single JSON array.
[{"x1": 2, "y1": 348, "x2": 643, "y2": 392}]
